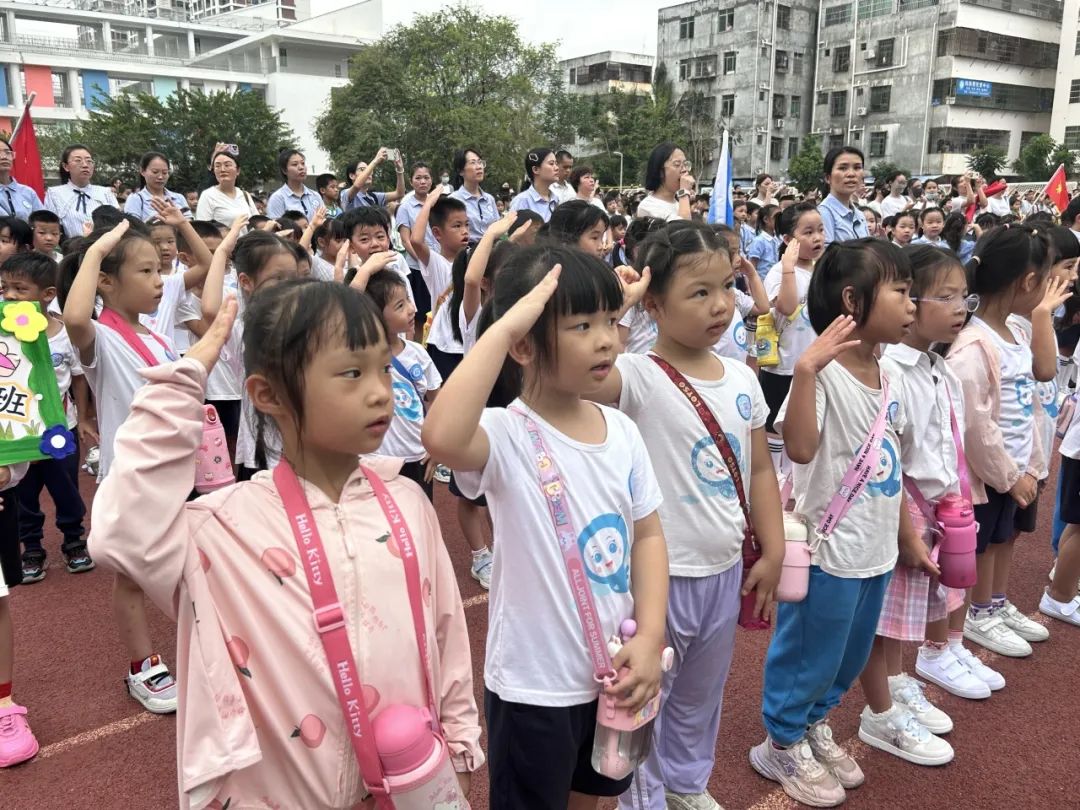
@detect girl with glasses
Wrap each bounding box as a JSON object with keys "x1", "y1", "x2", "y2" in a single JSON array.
[{"x1": 450, "y1": 147, "x2": 498, "y2": 242}]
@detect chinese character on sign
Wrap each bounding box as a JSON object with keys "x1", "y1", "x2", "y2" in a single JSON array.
[
  {"x1": 956, "y1": 79, "x2": 992, "y2": 98},
  {"x1": 0, "y1": 383, "x2": 30, "y2": 421}
]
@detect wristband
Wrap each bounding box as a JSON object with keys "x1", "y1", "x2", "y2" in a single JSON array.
[{"x1": 675, "y1": 189, "x2": 690, "y2": 200}]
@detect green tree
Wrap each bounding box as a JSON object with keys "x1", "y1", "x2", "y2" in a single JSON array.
[
  {"x1": 1012, "y1": 134, "x2": 1076, "y2": 181},
  {"x1": 786, "y1": 133, "x2": 825, "y2": 193},
  {"x1": 316, "y1": 5, "x2": 560, "y2": 191},
  {"x1": 868, "y1": 161, "x2": 911, "y2": 183},
  {"x1": 965, "y1": 145, "x2": 1007, "y2": 180},
  {"x1": 60, "y1": 89, "x2": 294, "y2": 192}
]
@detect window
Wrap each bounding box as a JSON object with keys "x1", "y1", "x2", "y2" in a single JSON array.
[
  {"x1": 931, "y1": 78, "x2": 1054, "y2": 113},
  {"x1": 1066, "y1": 126, "x2": 1080, "y2": 151},
  {"x1": 679, "y1": 59, "x2": 691, "y2": 81},
  {"x1": 876, "y1": 38, "x2": 895, "y2": 67},
  {"x1": 817, "y1": 90, "x2": 829, "y2": 104},
  {"x1": 333, "y1": 63, "x2": 341, "y2": 78},
  {"x1": 830, "y1": 90, "x2": 848, "y2": 116},
  {"x1": 858, "y1": 0, "x2": 892, "y2": 17},
  {"x1": 777, "y1": 3, "x2": 791, "y2": 28},
  {"x1": 824, "y1": 3, "x2": 852, "y2": 26},
  {"x1": 718, "y1": 8, "x2": 734, "y2": 30},
  {"x1": 279, "y1": 47, "x2": 288, "y2": 68},
  {"x1": 770, "y1": 137, "x2": 784, "y2": 161},
  {"x1": 51, "y1": 71, "x2": 70, "y2": 106},
  {"x1": 828, "y1": 134, "x2": 845, "y2": 150},
  {"x1": 1072, "y1": 79, "x2": 1080, "y2": 104},
  {"x1": 693, "y1": 56, "x2": 717, "y2": 78},
  {"x1": 1076, "y1": 30, "x2": 1080, "y2": 55},
  {"x1": 759, "y1": 90, "x2": 768, "y2": 101},
  {"x1": 869, "y1": 131, "x2": 888, "y2": 157},
  {"x1": 776, "y1": 50, "x2": 789, "y2": 72},
  {"x1": 928, "y1": 127, "x2": 1010, "y2": 153},
  {"x1": 723, "y1": 51, "x2": 737, "y2": 74},
  {"x1": 833, "y1": 45, "x2": 851, "y2": 72},
  {"x1": 788, "y1": 137, "x2": 800, "y2": 158},
  {"x1": 757, "y1": 134, "x2": 764, "y2": 145},
  {"x1": 790, "y1": 95, "x2": 802, "y2": 117},
  {"x1": 937, "y1": 31, "x2": 950, "y2": 57},
  {"x1": 679, "y1": 16, "x2": 695, "y2": 39},
  {"x1": 721, "y1": 94, "x2": 735, "y2": 117},
  {"x1": 869, "y1": 85, "x2": 891, "y2": 112},
  {"x1": 772, "y1": 93, "x2": 787, "y2": 117},
  {"x1": 793, "y1": 51, "x2": 804, "y2": 74},
  {"x1": 569, "y1": 68, "x2": 576, "y2": 84}
]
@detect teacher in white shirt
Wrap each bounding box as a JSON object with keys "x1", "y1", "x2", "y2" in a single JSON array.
[
  {"x1": 43, "y1": 144, "x2": 118, "y2": 239},
  {"x1": 636, "y1": 142, "x2": 696, "y2": 222},
  {"x1": 195, "y1": 148, "x2": 258, "y2": 227}
]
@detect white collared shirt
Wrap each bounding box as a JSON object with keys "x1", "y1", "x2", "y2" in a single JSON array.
[{"x1": 44, "y1": 181, "x2": 119, "y2": 238}]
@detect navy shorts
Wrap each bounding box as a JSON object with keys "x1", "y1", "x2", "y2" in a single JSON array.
[
  {"x1": 975, "y1": 486, "x2": 1037, "y2": 552},
  {"x1": 1061, "y1": 456, "x2": 1080, "y2": 525},
  {"x1": 485, "y1": 689, "x2": 632, "y2": 808}
]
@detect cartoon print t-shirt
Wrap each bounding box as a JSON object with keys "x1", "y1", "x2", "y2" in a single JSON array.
[
  {"x1": 763, "y1": 261, "x2": 815, "y2": 376},
  {"x1": 455, "y1": 400, "x2": 663, "y2": 706},
  {"x1": 376, "y1": 340, "x2": 442, "y2": 463},
  {"x1": 976, "y1": 316, "x2": 1035, "y2": 472},
  {"x1": 775, "y1": 358, "x2": 907, "y2": 578},
  {"x1": 617, "y1": 352, "x2": 768, "y2": 575},
  {"x1": 619, "y1": 305, "x2": 659, "y2": 355},
  {"x1": 1007, "y1": 314, "x2": 1051, "y2": 479},
  {"x1": 712, "y1": 289, "x2": 756, "y2": 362}
]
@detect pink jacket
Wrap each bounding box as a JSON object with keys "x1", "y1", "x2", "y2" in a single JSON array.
[
  {"x1": 949, "y1": 323, "x2": 1046, "y2": 505},
  {"x1": 89, "y1": 359, "x2": 483, "y2": 810}
]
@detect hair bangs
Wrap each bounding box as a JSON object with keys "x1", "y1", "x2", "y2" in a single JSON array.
[{"x1": 553, "y1": 252, "x2": 623, "y2": 317}]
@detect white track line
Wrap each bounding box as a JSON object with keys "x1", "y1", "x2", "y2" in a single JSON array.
[
  {"x1": 37, "y1": 712, "x2": 158, "y2": 760},
  {"x1": 462, "y1": 593, "x2": 489, "y2": 609}
]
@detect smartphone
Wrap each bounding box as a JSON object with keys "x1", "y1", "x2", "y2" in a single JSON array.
[
  {"x1": 386, "y1": 148, "x2": 400, "y2": 163},
  {"x1": 224, "y1": 144, "x2": 239, "y2": 156}
]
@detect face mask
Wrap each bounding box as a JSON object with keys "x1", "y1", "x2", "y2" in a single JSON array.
[
  {"x1": 926, "y1": 192, "x2": 939, "y2": 202},
  {"x1": 440, "y1": 175, "x2": 450, "y2": 185}
]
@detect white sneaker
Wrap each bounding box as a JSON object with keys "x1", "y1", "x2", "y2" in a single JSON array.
[
  {"x1": 1048, "y1": 563, "x2": 1080, "y2": 594},
  {"x1": 807, "y1": 719, "x2": 864, "y2": 789},
  {"x1": 126, "y1": 655, "x2": 177, "y2": 714},
  {"x1": 963, "y1": 612, "x2": 1031, "y2": 657},
  {"x1": 915, "y1": 646, "x2": 991, "y2": 700},
  {"x1": 857, "y1": 705, "x2": 954, "y2": 766},
  {"x1": 749, "y1": 738, "x2": 846, "y2": 808},
  {"x1": 950, "y1": 643, "x2": 1006, "y2": 691},
  {"x1": 1039, "y1": 590, "x2": 1080, "y2": 627},
  {"x1": 433, "y1": 464, "x2": 451, "y2": 484},
  {"x1": 664, "y1": 790, "x2": 723, "y2": 810},
  {"x1": 888, "y1": 673, "x2": 953, "y2": 734},
  {"x1": 997, "y1": 602, "x2": 1049, "y2": 642},
  {"x1": 470, "y1": 548, "x2": 493, "y2": 590}
]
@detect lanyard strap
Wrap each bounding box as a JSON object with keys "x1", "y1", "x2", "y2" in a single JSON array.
[
  {"x1": 274, "y1": 462, "x2": 439, "y2": 805},
  {"x1": 904, "y1": 377, "x2": 971, "y2": 522},
  {"x1": 509, "y1": 406, "x2": 616, "y2": 682},
  {"x1": 390, "y1": 355, "x2": 422, "y2": 402},
  {"x1": 816, "y1": 377, "x2": 891, "y2": 540},
  {"x1": 97, "y1": 308, "x2": 171, "y2": 367},
  {"x1": 647, "y1": 354, "x2": 757, "y2": 557}
]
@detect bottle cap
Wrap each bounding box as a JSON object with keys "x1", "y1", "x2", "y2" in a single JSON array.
[
  {"x1": 619, "y1": 618, "x2": 637, "y2": 639},
  {"x1": 372, "y1": 704, "x2": 437, "y2": 775}
]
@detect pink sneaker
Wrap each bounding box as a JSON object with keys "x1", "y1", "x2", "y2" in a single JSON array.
[{"x1": 0, "y1": 704, "x2": 39, "y2": 767}]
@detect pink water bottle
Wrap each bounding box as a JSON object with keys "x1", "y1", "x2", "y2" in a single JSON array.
[
  {"x1": 372, "y1": 704, "x2": 467, "y2": 809},
  {"x1": 777, "y1": 515, "x2": 811, "y2": 602},
  {"x1": 195, "y1": 405, "x2": 235, "y2": 494},
  {"x1": 935, "y1": 494, "x2": 977, "y2": 589}
]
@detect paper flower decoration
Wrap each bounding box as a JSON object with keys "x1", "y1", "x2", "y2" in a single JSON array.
[
  {"x1": 1, "y1": 302, "x2": 48, "y2": 343},
  {"x1": 39, "y1": 425, "x2": 76, "y2": 460}
]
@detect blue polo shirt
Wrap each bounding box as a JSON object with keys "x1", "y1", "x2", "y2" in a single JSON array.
[
  {"x1": 820, "y1": 193, "x2": 868, "y2": 246},
  {"x1": 450, "y1": 186, "x2": 499, "y2": 242},
  {"x1": 0, "y1": 179, "x2": 42, "y2": 221},
  {"x1": 509, "y1": 186, "x2": 558, "y2": 223},
  {"x1": 266, "y1": 183, "x2": 323, "y2": 219},
  {"x1": 124, "y1": 187, "x2": 192, "y2": 221}
]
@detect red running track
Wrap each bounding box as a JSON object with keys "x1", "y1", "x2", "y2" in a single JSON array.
[{"x1": 2, "y1": 474, "x2": 1079, "y2": 809}]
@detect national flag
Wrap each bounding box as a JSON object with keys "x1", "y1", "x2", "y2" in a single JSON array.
[
  {"x1": 707, "y1": 129, "x2": 733, "y2": 226},
  {"x1": 1043, "y1": 163, "x2": 1069, "y2": 214},
  {"x1": 10, "y1": 106, "x2": 44, "y2": 200}
]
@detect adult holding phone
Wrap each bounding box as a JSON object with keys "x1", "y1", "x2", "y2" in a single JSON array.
[
  {"x1": 195, "y1": 145, "x2": 259, "y2": 227},
  {"x1": 340, "y1": 148, "x2": 406, "y2": 210}
]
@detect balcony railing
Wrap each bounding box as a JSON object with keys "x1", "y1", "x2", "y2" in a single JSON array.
[{"x1": 3, "y1": 32, "x2": 189, "y2": 64}]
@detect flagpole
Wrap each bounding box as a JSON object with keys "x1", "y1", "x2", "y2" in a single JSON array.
[{"x1": 10, "y1": 92, "x2": 36, "y2": 141}]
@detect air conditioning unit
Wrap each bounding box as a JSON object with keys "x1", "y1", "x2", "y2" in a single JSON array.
[
  {"x1": 761, "y1": 37, "x2": 773, "y2": 46},
  {"x1": 760, "y1": 82, "x2": 771, "y2": 90},
  {"x1": 945, "y1": 96, "x2": 957, "y2": 105},
  {"x1": 775, "y1": 118, "x2": 785, "y2": 129},
  {"x1": 857, "y1": 106, "x2": 868, "y2": 116},
  {"x1": 756, "y1": 126, "x2": 769, "y2": 134},
  {"x1": 864, "y1": 49, "x2": 876, "y2": 60},
  {"x1": 831, "y1": 127, "x2": 844, "y2": 135}
]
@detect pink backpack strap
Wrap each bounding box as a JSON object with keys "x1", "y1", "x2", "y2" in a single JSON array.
[{"x1": 97, "y1": 307, "x2": 171, "y2": 367}]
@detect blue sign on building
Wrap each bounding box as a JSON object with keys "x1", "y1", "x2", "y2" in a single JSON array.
[{"x1": 956, "y1": 79, "x2": 992, "y2": 98}]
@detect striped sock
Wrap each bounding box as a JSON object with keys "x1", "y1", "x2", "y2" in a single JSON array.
[
  {"x1": 969, "y1": 600, "x2": 992, "y2": 619},
  {"x1": 768, "y1": 437, "x2": 784, "y2": 473},
  {"x1": 991, "y1": 593, "x2": 1006, "y2": 612}
]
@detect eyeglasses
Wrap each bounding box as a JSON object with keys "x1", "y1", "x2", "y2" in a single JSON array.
[
  {"x1": 668, "y1": 160, "x2": 692, "y2": 171},
  {"x1": 466, "y1": 159, "x2": 486, "y2": 169},
  {"x1": 67, "y1": 157, "x2": 94, "y2": 166},
  {"x1": 910, "y1": 293, "x2": 979, "y2": 313}
]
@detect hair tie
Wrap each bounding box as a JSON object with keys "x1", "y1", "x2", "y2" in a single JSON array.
[
  {"x1": 972, "y1": 255, "x2": 982, "y2": 265},
  {"x1": 1031, "y1": 229, "x2": 1038, "y2": 236}
]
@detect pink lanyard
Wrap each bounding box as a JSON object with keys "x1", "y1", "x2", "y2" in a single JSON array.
[
  {"x1": 904, "y1": 381, "x2": 972, "y2": 523},
  {"x1": 274, "y1": 462, "x2": 438, "y2": 807},
  {"x1": 97, "y1": 308, "x2": 172, "y2": 366},
  {"x1": 815, "y1": 378, "x2": 891, "y2": 541},
  {"x1": 510, "y1": 407, "x2": 617, "y2": 683}
]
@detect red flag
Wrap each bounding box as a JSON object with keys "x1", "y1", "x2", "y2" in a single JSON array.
[
  {"x1": 10, "y1": 108, "x2": 44, "y2": 200},
  {"x1": 1043, "y1": 163, "x2": 1069, "y2": 213}
]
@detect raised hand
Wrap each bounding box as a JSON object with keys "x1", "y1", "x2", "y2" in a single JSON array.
[
  {"x1": 221, "y1": 214, "x2": 249, "y2": 253},
  {"x1": 794, "y1": 315, "x2": 861, "y2": 375},
  {"x1": 186, "y1": 297, "x2": 239, "y2": 374},
  {"x1": 497, "y1": 265, "x2": 561, "y2": 343},
  {"x1": 86, "y1": 219, "x2": 129, "y2": 257},
  {"x1": 1035, "y1": 274, "x2": 1074, "y2": 318},
  {"x1": 615, "y1": 265, "x2": 652, "y2": 310},
  {"x1": 150, "y1": 197, "x2": 186, "y2": 226},
  {"x1": 310, "y1": 205, "x2": 328, "y2": 230},
  {"x1": 488, "y1": 210, "x2": 518, "y2": 240}
]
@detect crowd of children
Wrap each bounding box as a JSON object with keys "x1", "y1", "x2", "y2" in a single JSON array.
[{"x1": 0, "y1": 137, "x2": 1078, "y2": 810}]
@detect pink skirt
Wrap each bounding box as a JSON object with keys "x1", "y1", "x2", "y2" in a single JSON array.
[{"x1": 877, "y1": 499, "x2": 966, "y2": 641}]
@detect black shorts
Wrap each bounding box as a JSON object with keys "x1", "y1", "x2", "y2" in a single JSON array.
[
  {"x1": 448, "y1": 470, "x2": 487, "y2": 507},
  {"x1": 484, "y1": 689, "x2": 633, "y2": 808},
  {"x1": 759, "y1": 370, "x2": 793, "y2": 434},
  {"x1": 0, "y1": 491, "x2": 22, "y2": 590},
  {"x1": 399, "y1": 459, "x2": 434, "y2": 502},
  {"x1": 426, "y1": 344, "x2": 462, "y2": 382},
  {"x1": 1013, "y1": 479, "x2": 1046, "y2": 535},
  {"x1": 975, "y1": 487, "x2": 1019, "y2": 552},
  {"x1": 1061, "y1": 456, "x2": 1080, "y2": 525}
]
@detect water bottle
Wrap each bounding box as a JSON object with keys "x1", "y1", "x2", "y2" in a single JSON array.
[
  {"x1": 935, "y1": 494, "x2": 977, "y2": 589},
  {"x1": 372, "y1": 704, "x2": 467, "y2": 809},
  {"x1": 777, "y1": 515, "x2": 811, "y2": 603},
  {"x1": 590, "y1": 620, "x2": 672, "y2": 780},
  {"x1": 195, "y1": 405, "x2": 235, "y2": 494}
]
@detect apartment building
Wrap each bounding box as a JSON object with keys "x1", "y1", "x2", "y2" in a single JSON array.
[
  {"x1": 1050, "y1": 0, "x2": 1080, "y2": 154},
  {"x1": 560, "y1": 50, "x2": 655, "y2": 97}
]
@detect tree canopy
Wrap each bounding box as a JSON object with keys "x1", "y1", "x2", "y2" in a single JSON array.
[
  {"x1": 1012, "y1": 134, "x2": 1076, "y2": 182},
  {"x1": 786, "y1": 134, "x2": 824, "y2": 193},
  {"x1": 965, "y1": 145, "x2": 1007, "y2": 180}
]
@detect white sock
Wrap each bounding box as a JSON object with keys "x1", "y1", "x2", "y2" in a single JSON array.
[{"x1": 471, "y1": 547, "x2": 489, "y2": 560}]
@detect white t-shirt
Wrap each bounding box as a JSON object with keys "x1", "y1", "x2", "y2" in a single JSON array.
[
  {"x1": 617, "y1": 353, "x2": 767, "y2": 575},
  {"x1": 455, "y1": 402, "x2": 663, "y2": 706},
  {"x1": 775, "y1": 359, "x2": 907, "y2": 578},
  {"x1": 459, "y1": 306, "x2": 481, "y2": 354},
  {"x1": 377, "y1": 341, "x2": 442, "y2": 463},
  {"x1": 48, "y1": 326, "x2": 83, "y2": 429},
  {"x1": 423, "y1": 252, "x2": 461, "y2": 354},
  {"x1": 883, "y1": 343, "x2": 965, "y2": 503},
  {"x1": 762, "y1": 262, "x2": 815, "y2": 376},
  {"x1": 636, "y1": 194, "x2": 682, "y2": 222},
  {"x1": 1008, "y1": 315, "x2": 1054, "y2": 479},
  {"x1": 880, "y1": 195, "x2": 910, "y2": 219},
  {"x1": 177, "y1": 289, "x2": 243, "y2": 400},
  {"x1": 712, "y1": 289, "x2": 755, "y2": 361},
  {"x1": 972, "y1": 317, "x2": 1035, "y2": 470},
  {"x1": 78, "y1": 320, "x2": 178, "y2": 480},
  {"x1": 195, "y1": 185, "x2": 258, "y2": 226},
  {"x1": 139, "y1": 272, "x2": 187, "y2": 348},
  {"x1": 619, "y1": 306, "x2": 658, "y2": 355},
  {"x1": 987, "y1": 195, "x2": 1011, "y2": 218},
  {"x1": 311, "y1": 254, "x2": 336, "y2": 282}
]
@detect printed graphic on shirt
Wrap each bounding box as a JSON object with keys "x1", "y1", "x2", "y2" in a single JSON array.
[
  {"x1": 732, "y1": 320, "x2": 747, "y2": 351},
  {"x1": 736, "y1": 393, "x2": 753, "y2": 421},
  {"x1": 1014, "y1": 377, "x2": 1035, "y2": 422},
  {"x1": 392, "y1": 380, "x2": 423, "y2": 422},
  {"x1": 863, "y1": 436, "x2": 901, "y2": 497},
  {"x1": 578, "y1": 513, "x2": 630, "y2": 595},
  {"x1": 1038, "y1": 380, "x2": 1059, "y2": 418},
  {"x1": 689, "y1": 433, "x2": 742, "y2": 500}
]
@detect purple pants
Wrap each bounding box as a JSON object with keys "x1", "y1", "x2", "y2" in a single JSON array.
[{"x1": 618, "y1": 564, "x2": 741, "y2": 809}]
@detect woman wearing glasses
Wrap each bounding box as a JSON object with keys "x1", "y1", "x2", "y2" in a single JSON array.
[
  {"x1": 124, "y1": 152, "x2": 192, "y2": 222},
  {"x1": 450, "y1": 147, "x2": 498, "y2": 242},
  {"x1": 43, "y1": 145, "x2": 118, "y2": 238},
  {"x1": 637, "y1": 142, "x2": 696, "y2": 222},
  {"x1": 509, "y1": 148, "x2": 560, "y2": 223}
]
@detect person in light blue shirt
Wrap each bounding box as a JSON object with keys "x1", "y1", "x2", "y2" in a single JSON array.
[
  {"x1": 509, "y1": 148, "x2": 560, "y2": 223},
  {"x1": 43, "y1": 144, "x2": 118, "y2": 238},
  {"x1": 449, "y1": 147, "x2": 498, "y2": 242},
  {"x1": 0, "y1": 136, "x2": 42, "y2": 222},
  {"x1": 819, "y1": 145, "x2": 869, "y2": 246},
  {"x1": 266, "y1": 148, "x2": 323, "y2": 219},
  {"x1": 124, "y1": 152, "x2": 191, "y2": 222},
  {"x1": 339, "y1": 148, "x2": 406, "y2": 210},
  {"x1": 747, "y1": 204, "x2": 780, "y2": 278},
  {"x1": 396, "y1": 162, "x2": 441, "y2": 272}
]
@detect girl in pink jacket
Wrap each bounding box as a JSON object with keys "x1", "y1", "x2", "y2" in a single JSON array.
[{"x1": 89, "y1": 280, "x2": 484, "y2": 809}]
